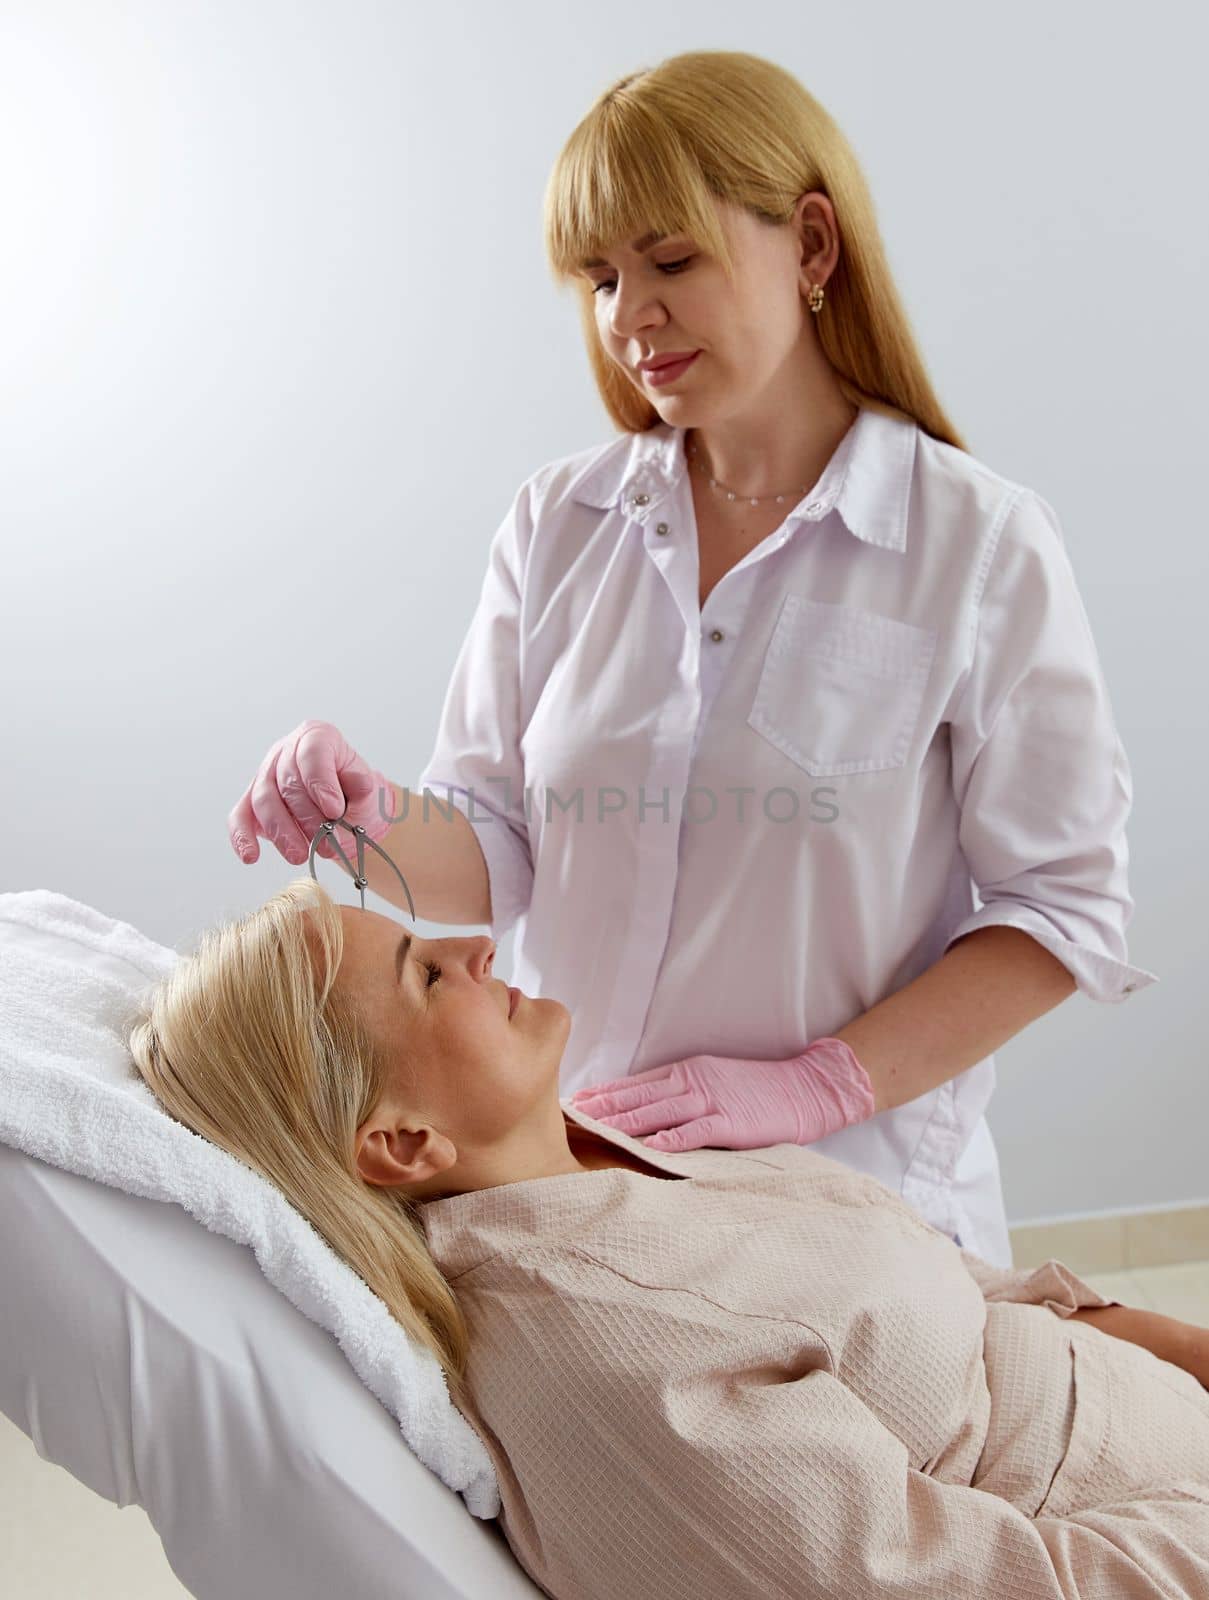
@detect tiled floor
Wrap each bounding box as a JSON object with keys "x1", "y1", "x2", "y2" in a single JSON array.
[{"x1": 4, "y1": 1258, "x2": 1209, "y2": 1598}]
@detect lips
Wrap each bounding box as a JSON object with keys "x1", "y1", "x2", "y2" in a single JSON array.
[
  {"x1": 641, "y1": 350, "x2": 698, "y2": 371},
  {"x1": 642, "y1": 350, "x2": 700, "y2": 371},
  {"x1": 642, "y1": 350, "x2": 700, "y2": 385}
]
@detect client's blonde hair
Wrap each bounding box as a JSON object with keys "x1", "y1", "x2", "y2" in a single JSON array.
[{"x1": 124, "y1": 877, "x2": 473, "y2": 1413}]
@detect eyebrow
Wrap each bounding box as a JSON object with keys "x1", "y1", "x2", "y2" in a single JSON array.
[
  {"x1": 581, "y1": 231, "x2": 672, "y2": 270},
  {"x1": 394, "y1": 930, "x2": 412, "y2": 988}
]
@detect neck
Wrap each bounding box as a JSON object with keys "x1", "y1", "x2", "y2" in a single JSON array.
[{"x1": 688, "y1": 376, "x2": 859, "y2": 504}]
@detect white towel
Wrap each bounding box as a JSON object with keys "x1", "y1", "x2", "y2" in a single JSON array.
[{"x1": 0, "y1": 888, "x2": 501, "y2": 1520}]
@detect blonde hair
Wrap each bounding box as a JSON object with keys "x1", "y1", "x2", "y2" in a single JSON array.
[
  {"x1": 124, "y1": 877, "x2": 474, "y2": 1414},
  {"x1": 542, "y1": 48, "x2": 968, "y2": 451}
]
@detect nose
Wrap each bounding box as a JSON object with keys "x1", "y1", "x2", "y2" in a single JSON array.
[
  {"x1": 424, "y1": 933, "x2": 495, "y2": 977},
  {"x1": 608, "y1": 285, "x2": 668, "y2": 341}
]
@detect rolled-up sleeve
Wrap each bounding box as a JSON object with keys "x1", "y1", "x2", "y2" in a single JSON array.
[
  {"x1": 417, "y1": 473, "x2": 544, "y2": 938},
  {"x1": 471, "y1": 1254, "x2": 1166, "y2": 1599},
  {"x1": 944, "y1": 487, "x2": 1157, "y2": 1002}
]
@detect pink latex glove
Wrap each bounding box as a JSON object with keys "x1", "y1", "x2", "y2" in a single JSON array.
[
  {"x1": 567, "y1": 1037, "x2": 877, "y2": 1154},
  {"x1": 227, "y1": 718, "x2": 396, "y2": 867}
]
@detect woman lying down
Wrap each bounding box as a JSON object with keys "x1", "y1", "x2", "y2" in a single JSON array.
[{"x1": 127, "y1": 880, "x2": 1209, "y2": 1600}]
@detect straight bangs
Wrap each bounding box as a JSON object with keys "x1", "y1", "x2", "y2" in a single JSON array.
[{"x1": 543, "y1": 97, "x2": 739, "y2": 286}]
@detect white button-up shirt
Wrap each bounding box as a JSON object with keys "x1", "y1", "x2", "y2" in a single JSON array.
[{"x1": 418, "y1": 403, "x2": 1157, "y2": 1266}]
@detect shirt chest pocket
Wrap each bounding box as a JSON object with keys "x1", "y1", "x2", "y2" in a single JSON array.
[{"x1": 747, "y1": 596, "x2": 939, "y2": 778}]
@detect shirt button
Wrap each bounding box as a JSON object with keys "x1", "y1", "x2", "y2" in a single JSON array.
[
  {"x1": 709, "y1": 628, "x2": 724, "y2": 642},
  {"x1": 632, "y1": 492, "x2": 650, "y2": 506},
  {"x1": 655, "y1": 521, "x2": 670, "y2": 535}
]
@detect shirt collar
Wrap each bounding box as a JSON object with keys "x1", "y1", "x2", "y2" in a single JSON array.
[{"x1": 569, "y1": 402, "x2": 917, "y2": 554}]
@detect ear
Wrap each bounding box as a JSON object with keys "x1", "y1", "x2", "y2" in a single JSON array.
[
  {"x1": 793, "y1": 191, "x2": 839, "y2": 289},
  {"x1": 355, "y1": 1116, "x2": 455, "y2": 1189}
]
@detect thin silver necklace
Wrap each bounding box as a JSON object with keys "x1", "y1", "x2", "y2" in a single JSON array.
[{"x1": 686, "y1": 432, "x2": 816, "y2": 506}]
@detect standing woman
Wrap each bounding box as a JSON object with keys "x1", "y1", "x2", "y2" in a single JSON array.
[{"x1": 237, "y1": 49, "x2": 1157, "y2": 1269}]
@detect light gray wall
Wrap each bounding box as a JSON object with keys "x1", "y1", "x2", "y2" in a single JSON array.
[{"x1": 2, "y1": 0, "x2": 1204, "y2": 1225}]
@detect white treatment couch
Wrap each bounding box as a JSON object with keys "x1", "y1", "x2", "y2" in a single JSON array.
[{"x1": 0, "y1": 1141, "x2": 546, "y2": 1599}]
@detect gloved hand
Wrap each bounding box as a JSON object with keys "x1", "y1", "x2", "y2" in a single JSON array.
[
  {"x1": 227, "y1": 718, "x2": 397, "y2": 867},
  {"x1": 568, "y1": 1037, "x2": 877, "y2": 1154}
]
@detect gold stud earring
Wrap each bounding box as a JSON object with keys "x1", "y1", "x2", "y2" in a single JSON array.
[{"x1": 808, "y1": 282, "x2": 825, "y2": 314}]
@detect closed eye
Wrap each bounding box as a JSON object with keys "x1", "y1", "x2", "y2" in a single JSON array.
[
  {"x1": 424, "y1": 960, "x2": 442, "y2": 988},
  {"x1": 591, "y1": 257, "x2": 693, "y2": 296}
]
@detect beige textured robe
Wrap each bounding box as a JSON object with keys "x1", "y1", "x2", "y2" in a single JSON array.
[{"x1": 419, "y1": 1105, "x2": 1209, "y2": 1598}]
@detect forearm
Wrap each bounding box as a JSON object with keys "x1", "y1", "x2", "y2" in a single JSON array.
[
  {"x1": 832, "y1": 926, "x2": 1077, "y2": 1115},
  {"x1": 1068, "y1": 1303, "x2": 1203, "y2": 1384}
]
